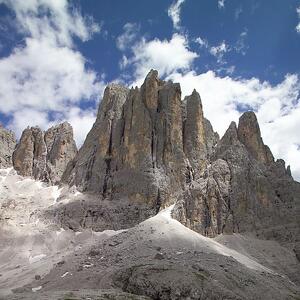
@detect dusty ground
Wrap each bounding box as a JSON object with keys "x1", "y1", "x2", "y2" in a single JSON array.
[{"x1": 0, "y1": 168, "x2": 299, "y2": 299}]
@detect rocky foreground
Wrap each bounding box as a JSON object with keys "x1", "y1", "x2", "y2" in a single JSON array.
[{"x1": 0, "y1": 70, "x2": 299, "y2": 299}]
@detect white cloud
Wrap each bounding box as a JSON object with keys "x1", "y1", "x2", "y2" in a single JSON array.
[
  {"x1": 296, "y1": 6, "x2": 300, "y2": 33},
  {"x1": 235, "y1": 30, "x2": 248, "y2": 55},
  {"x1": 167, "y1": 71, "x2": 300, "y2": 180},
  {"x1": 116, "y1": 23, "x2": 139, "y2": 51},
  {"x1": 168, "y1": 0, "x2": 185, "y2": 30},
  {"x1": 8, "y1": 106, "x2": 97, "y2": 147},
  {"x1": 218, "y1": 0, "x2": 225, "y2": 9},
  {"x1": 209, "y1": 41, "x2": 229, "y2": 63},
  {"x1": 0, "y1": 0, "x2": 105, "y2": 146},
  {"x1": 195, "y1": 36, "x2": 209, "y2": 48},
  {"x1": 65, "y1": 107, "x2": 96, "y2": 146},
  {"x1": 235, "y1": 7, "x2": 243, "y2": 20},
  {"x1": 125, "y1": 34, "x2": 198, "y2": 84}
]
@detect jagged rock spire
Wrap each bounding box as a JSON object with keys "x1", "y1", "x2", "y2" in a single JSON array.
[
  {"x1": 237, "y1": 111, "x2": 274, "y2": 164},
  {"x1": 13, "y1": 122, "x2": 77, "y2": 184},
  {"x1": 62, "y1": 70, "x2": 218, "y2": 211}
]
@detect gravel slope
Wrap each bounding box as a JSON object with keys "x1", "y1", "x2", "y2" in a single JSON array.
[{"x1": 0, "y1": 168, "x2": 299, "y2": 299}]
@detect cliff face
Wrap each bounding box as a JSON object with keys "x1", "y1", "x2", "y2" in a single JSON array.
[
  {"x1": 61, "y1": 70, "x2": 299, "y2": 244},
  {"x1": 12, "y1": 122, "x2": 77, "y2": 184},
  {"x1": 1, "y1": 70, "x2": 298, "y2": 245},
  {"x1": 0, "y1": 125, "x2": 16, "y2": 168},
  {"x1": 63, "y1": 70, "x2": 217, "y2": 212},
  {"x1": 173, "y1": 112, "x2": 300, "y2": 243}
]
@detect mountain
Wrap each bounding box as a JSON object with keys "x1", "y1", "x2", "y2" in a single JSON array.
[
  {"x1": 0, "y1": 70, "x2": 299, "y2": 299},
  {"x1": 12, "y1": 122, "x2": 77, "y2": 184}
]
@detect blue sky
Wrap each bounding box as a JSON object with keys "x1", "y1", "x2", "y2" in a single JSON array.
[{"x1": 0, "y1": 0, "x2": 299, "y2": 179}]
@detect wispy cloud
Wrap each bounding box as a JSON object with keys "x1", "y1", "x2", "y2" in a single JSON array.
[
  {"x1": 296, "y1": 6, "x2": 300, "y2": 33},
  {"x1": 218, "y1": 0, "x2": 225, "y2": 9},
  {"x1": 116, "y1": 22, "x2": 140, "y2": 51},
  {"x1": 209, "y1": 41, "x2": 229, "y2": 63},
  {"x1": 235, "y1": 29, "x2": 248, "y2": 55},
  {"x1": 235, "y1": 6, "x2": 243, "y2": 20},
  {"x1": 194, "y1": 36, "x2": 209, "y2": 48},
  {"x1": 168, "y1": 0, "x2": 185, "y2": 30}
]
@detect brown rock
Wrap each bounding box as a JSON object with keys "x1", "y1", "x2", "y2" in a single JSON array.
[
  {"x1": 13, "y1": 122, "x2": 77, "y2": 184},
  {"x1": 237, "y1": 111, "x2": 274, "y2": 164}
]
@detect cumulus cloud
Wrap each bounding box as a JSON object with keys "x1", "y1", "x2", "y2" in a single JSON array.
[
  {"x1": 122, "y1": 34, "x2": 198, "y2": 84},
  {"x1": 0, "y1": 0, "x2": 104, "y2": 146},
  {"x1": 168, "y1": 0, "x2": 185, "y2": 30},
  {"x1": 167, "y1": 71, "x2": 300, "y2": 180}
]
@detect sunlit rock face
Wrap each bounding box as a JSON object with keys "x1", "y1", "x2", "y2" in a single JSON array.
[
  {"x1": 0, "y1": 125, "x2": 16, "y2": 168},
  {"x1": 63, "y1": 70, "x2": 216, "y2": 211},
  {"x1": 12, "y1": 122, "x2": 77, "y2": 184}
]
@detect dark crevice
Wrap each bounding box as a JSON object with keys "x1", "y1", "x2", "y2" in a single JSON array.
[
  {"x1": 151, "y1": 129, "x2": 156, "y2": 169},
  {"x1": 155, "y1": 188, "x2": 161, "y2": 214},
  {"x1": 102, "y1": 121, "x2": 113, "y2": 198}
]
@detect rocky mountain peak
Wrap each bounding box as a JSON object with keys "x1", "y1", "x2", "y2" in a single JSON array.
[
  {"x1": 12, "y1": 122, "x2": 77, "y2": 184},
  {"x1": 237, "y1": 111, "x2": 274, "y2": 164},
  {"x1": 62, "y1": 70, "x2": 217, "y2": 214}
]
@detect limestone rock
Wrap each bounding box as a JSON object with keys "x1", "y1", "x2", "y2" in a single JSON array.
[
  {"x1": 173, "y1": 159, "x2": 232, "y2": 237},
  {"x1": 237, "y1": 111, "x2": 274, "y2": 164},
  {"x1": 183, "y1": 89, "x2": 207, "y2": 179},
  {"x1": 174, "y1": 110, "x2": 300, "y2": 246},
  {"x1": 63, "y1": 70, "x2": 213, "y2": 216},
  {"x1": 204, "y1": 118, "x2": 219, "y2": 157},
  {"x1": 13, "y1": 127, "x2": 48, "y2": 180},
  {"x1": 0, "y1": 125, "x2": 16, "y2": 168},
  {"x1": 13, "y1": 122, "x2": 77, "y2": 184},
  {"x1": 62, "y1": 70, "x2": 299, "y2": 247}
]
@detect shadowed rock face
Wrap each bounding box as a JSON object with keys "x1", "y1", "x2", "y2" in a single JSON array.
[
  {"x1": 0, "y1": 125, "x2": 16, "y2": 168},
  {"x1": 63, "y1": 70, "x2": 217, "y2": 211},
  {"x1": 12, "y1": 122, "x2": 77, "y2": 184}
]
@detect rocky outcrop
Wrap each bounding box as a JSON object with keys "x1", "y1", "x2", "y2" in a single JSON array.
[
  {"x1": 63, "y1": 70, "x2": 217, "y2": 213},
  {"x1": 0, "y1": 125, "x2": 16, "y2": 168},
  {"x1": 45, "y1": 122, "x2": 78, "y2": 184},
  {"x1": 13, "y1": 122, "x2": 77, "y2": 184},
  {"x1": 237, "y1": 111, "x2": 274, "y2": 164},
  {"x1": 183, "y1": 89, "x2": 208, "y2": 179},
  {"x1": 174, "y1": 111, "x2": 300, "y2": 244}
]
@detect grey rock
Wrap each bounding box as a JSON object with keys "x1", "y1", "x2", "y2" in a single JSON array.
[
  {"x1": 0, "y1": 125, "x2": 16, "y2": 168},
  {"x1": 45, "y1": 122, "x2": 77, "y2": 184},
  {"x1": 63, "y1": 70, "x2": 207, "y2": 213},
  {"x1": 183, "y1": 89, "x2": 207, "y2": 179},
  {"x1": 174, "y1": 110, "x2": 300, "y2": 247},
  {"x1": 204, "y1": 117, "x2": 219, "y2": 157},
  {"x1": 12, "y1": 122, "x2": 77, "y2": 184}
]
